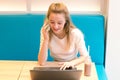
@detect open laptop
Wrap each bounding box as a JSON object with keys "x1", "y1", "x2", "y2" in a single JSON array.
[{"x1": 30, "y1": 67, "x2": 82, "y2": 80}]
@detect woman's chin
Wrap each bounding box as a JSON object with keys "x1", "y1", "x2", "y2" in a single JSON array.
[{"x1": 53, "y1": 30, "x2": 60, "y2": 34}]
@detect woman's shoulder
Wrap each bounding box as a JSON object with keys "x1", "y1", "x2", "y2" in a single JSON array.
[
  {"x1": 70, "y1": 28, "x2": 84, "y2": 42},
  {"x1": 70, "y1": 28, "x2": 84, "y2": 37}
]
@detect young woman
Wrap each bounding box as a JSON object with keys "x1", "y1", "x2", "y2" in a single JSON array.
[{"x1": 38, "y1": 3, "x2": 90, "y2": 70}]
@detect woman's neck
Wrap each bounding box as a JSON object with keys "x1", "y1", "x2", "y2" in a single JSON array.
[{"x1": 53, "y1": 31, "x2": 66, "y2": 39}]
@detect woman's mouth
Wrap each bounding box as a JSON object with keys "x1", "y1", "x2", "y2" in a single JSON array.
[{"x1": 53, "y1": 28, "x2": 59, "y2": 32}]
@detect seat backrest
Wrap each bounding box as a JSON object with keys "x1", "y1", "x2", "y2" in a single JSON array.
[
  {"x1": 0, "y1": 14, "x2": 105, "y2": 65},
  {"x1": 71, "y1": 15, "x2": 105, "y2": 65}
]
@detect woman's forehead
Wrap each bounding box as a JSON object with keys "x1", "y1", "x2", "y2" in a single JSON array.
[{"x1": 49, "y1": 13, "x2": 65, "y2": 21}]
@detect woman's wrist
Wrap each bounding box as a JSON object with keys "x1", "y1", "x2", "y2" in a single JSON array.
[{"x1": 42, "y1": 40, "x2": 49, "y2": 45}]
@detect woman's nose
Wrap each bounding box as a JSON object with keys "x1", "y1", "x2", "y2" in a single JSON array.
[{"x1": 54, "y1": 24, "x2": 59, "y2": 29}]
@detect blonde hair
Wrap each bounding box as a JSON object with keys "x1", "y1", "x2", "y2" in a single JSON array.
[{"x1": 46, "y1": 3, "x2": 75, "y2": 49}]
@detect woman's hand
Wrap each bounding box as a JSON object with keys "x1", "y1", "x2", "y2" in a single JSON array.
[
  {"x1": 59, "y1": 62, "x2": 75, "y2": 70},
  {"x1": 41, "y1": 23, "x2": 50, "y2": 42}
]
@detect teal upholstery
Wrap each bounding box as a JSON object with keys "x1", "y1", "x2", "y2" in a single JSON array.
[
  {"x1": 0, "y1": 14, "x2": 107, "y2": 79},
  {"x1": 96, "y1": 65, "x2": 108, "y2": 80},
  {"x1": 71, "y1": 15, "x2": 105, "y2": 65},
  {"x1": 0, "y1": 14, "x2": 45, "y2": 60}
]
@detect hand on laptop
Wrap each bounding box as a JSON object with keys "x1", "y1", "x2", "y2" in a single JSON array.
[{"x1": 59, "y1": 62, "x2": 75, "y2": 70}]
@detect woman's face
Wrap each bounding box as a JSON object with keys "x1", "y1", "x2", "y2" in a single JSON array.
[{"x1": 48, "y1": 12, "x2": 66, "y2": 35}]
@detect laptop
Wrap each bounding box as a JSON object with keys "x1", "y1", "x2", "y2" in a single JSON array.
[{"x1": 30, "y1": 67, "x2": 82, "y2": 80}]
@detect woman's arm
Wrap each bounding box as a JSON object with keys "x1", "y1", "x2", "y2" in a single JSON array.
[
  {"x1": 60, "y1": 29, "x2": 91, "y2": 70},
  {"x1": 38, "y1": 23, "x2": 50, "y2": 65},
  {"x1": 60, "y1": 55, "x2": 88, "y2": 70},
  {"x1": 71, "y1": 29, "x2": 91, "y2": 66},
  {"x1": 38, "y1": 41, "x2": 48, "y2": 65},
  {"x1": 60, "y1": 44, "x2": 91, "y2": 70}
]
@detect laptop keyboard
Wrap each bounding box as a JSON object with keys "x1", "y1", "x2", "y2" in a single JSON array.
[{"x1": 33, "y1": 67, "x2": 77, "y2": 71}]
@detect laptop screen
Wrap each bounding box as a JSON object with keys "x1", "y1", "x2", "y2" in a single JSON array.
[{"x1": 30, "y1": 67, "x2": 82, "y2": 80}]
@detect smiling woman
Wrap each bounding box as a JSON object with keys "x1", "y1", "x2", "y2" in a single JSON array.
[{"x1": 38, "y1": 2, "x2": 91, "y2": 70}]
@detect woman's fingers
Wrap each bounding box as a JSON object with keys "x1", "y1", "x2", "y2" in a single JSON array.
[
  {"x1": 43, "y1": 22, "x2": 50, "y2": 32},
  {"x1": 46, "y1": 25, "x2": 50, "y2": 32},
  {"x1": 60, "y1": 63, "x2": 67, "y2": 70},
  {"x1": 41, "y1": 25, "x2": 50, "y2": 41},
  {"x1": 60, "y1": 62, "x2": 74, "y2": 70}
]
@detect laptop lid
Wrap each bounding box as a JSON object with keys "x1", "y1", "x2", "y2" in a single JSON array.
[{"x1": 30, "y1": 67, "x2": 82, "y2": 80}]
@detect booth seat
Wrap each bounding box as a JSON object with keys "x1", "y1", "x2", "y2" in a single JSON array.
[{"x1": 0, "y1": 14, "x2": 107, "y2": 80}]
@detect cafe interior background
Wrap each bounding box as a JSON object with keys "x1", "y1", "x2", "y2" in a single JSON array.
[{"x1": 0, "y1": 0, "x2": 120, "y2": 80}]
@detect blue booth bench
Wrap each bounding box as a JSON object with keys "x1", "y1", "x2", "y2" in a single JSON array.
[{"x1": 0, "y1": 14, "x2": 107, "y2": 80}]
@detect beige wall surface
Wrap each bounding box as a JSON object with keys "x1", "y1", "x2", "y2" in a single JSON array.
[
  {"x1": 0, "y1": 0, "x2": 102, "y2": 14},
  {"x1": 106, "y1": 0, "x2": 120, "y2": 80}
]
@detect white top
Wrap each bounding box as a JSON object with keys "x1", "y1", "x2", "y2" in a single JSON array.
[{"x1": 48, "y1": 28, "x2": 88, "y2": 61}]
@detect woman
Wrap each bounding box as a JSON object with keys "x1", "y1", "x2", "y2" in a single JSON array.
[{"x1": 38, "y1": 3, "x2": 90, "y2": 70}]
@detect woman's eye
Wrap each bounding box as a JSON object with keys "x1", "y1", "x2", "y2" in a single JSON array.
[
  {"x1": 50, "y1": 22, "x2": 54, "y2": 24},
  {"x1": 58, "y1": 23, "x2": 62, "y2": 25}
]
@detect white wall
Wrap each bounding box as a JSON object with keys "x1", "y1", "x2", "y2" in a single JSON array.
[
  {"x1": 0, "y1": 0, "x2": 101, "y2": 14},
  {"x1": 0, "y1": 0, "x2": 27, "y2": 11},
  {"x1": 31, "y1": 0, "x2": 100, "y2": 13},
  {"x1": 106, "y1": 0, "x2": 120, "y2": 80}
]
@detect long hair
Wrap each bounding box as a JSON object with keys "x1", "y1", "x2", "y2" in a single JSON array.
[{"x1": 46, "y1": 3, "x2": 75, "y2": 49}]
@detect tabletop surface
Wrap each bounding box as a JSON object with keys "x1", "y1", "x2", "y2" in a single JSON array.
[{"x1": 0, "y1": 60, "x2": 98, "y2": 80}]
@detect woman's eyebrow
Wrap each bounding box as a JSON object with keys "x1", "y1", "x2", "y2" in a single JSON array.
[
  {"x1": 49, "y1": 20, "x2": 54, "y2": 22},
  {"x1": 49, "y1": 20, "x2": 63, "y2": 22}
]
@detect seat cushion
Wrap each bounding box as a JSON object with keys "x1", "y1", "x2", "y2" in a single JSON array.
[{"x1": 95, "y1": 65, "x2": 108, "y2": 80}]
